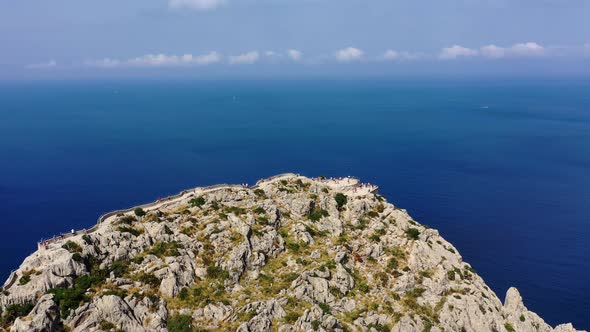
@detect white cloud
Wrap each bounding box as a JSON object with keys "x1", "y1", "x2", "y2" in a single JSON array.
[
  {"x1": 168, "y1": 0, "x2": 224, "y2": 10},
  {"x1": 439, "y1": 45, "x2": 478, "y2": 60},
  {"x1": 85, "y1": 52, "x2": 221, "y2": 68},
  {"x1": 480, "y1": 42, "x2": 544, "y2": 58},
  {"x1": 510, "y1": 42, "x2": 544, "y2": 56},
  {"x1": 383, "y1": 50, "x2": 399, "y2": 61},
  {"x1": 193, "y1": 51, "x2": 222, "y2": 65},
  {"x1": 335, "y1": 47, "x2": 364, "y2": 62},
  {"x1": 229, "y1": 51, "x2": 259, "y2": 65},
  {"x1": 129, "y1": 54, "x2": 192, "y2": 66},
  {"x1": 287, "y1": 49, "x2": 302, "y2": 61},
  {"x1": 382, "y1": 50, "x2": 424, "y2": 61},
  {"x1": 25, "y1": 60, "x2": 57, "y2": 69},
  {"x1": 84, "y1": 58, "x2": 121, "y2": 68},
  {"x1": 480, "y1": 45, "x2": 506, "y2": 58}
]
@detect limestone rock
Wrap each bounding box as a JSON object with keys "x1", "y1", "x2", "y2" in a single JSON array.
[
  {"x1": 10, "y1": 294, "x2": 59, "y2": 332},
  {"x1": 0, "y1": 174, "x2": 581, "y2": 332}
]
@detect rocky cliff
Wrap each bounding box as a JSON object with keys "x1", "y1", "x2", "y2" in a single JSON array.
[{"x1": 0, "y1": 174, "x2": 581, "y2": 332}]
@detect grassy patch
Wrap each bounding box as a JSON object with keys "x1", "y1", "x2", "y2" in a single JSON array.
[
  {"x1": 167, "y1": 313, "x2": 194, "y2": 332},
  {"x1": 146, "y1": 241, "x2": 182, "y2": 258},
  {"x1": 308, "y1": 206, "x2": 329, "y2": 222},
  {"x1": 206, "y1": 266, "x2": 230, "y2": 280}
]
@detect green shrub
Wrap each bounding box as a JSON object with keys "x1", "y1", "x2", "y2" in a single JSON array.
[
  {"x1": 18, "y1": 270, "x2": 35, "y2": 286},
  {"x1": 179, "y1": 287, "x2": 189, "y2": 300},
  {"x1": 256, "y1": 216, "x2": 269, "y2": 224},
  {"x1": 102, "y1": 289, "x2": 127, "y2": 298},
  {"x1": 254, "y1": 189, "x2": 266, "y2": 197},
  {"x1": 282, "y1": 273, "x2": 299, "y2": 283},
  {"x1": 110, "y1": 261, "x2": 129, "y2": 278},
  {"x1": 286, "y1": 241, "x2": 301, "y2": 253},
  {"x1": 81, "y1": 234, "x2": 92, "y2": 244},
  {"x1": 146, "y1": 241, "x2": 182, "y2": 258},
  {"x1": 505, "y1": 323, "x2": 515, "y2": 332},
  {"x1": 369, "y1": 233, "x2": 381, "y2": 242},
  {"x1": 358, "y1": 282, "x2": 370, "y2": 292},
  {"x1": 189, "y1": 197, "x2": 206, "y2": 208},
  {"x1": 406, "y1": 287, "x2": 426, "y2": 298},
  {"x1": 48, "y1": 269, "x2": 107, "y2": 318},
  {"x1": 308, "y1": 206, "x2": 329, "y2": 222},
  {"x1": 133, "y1": 272, "x2": 161, "y2": 288},
  {"x1": 334, "y1": 193, "x2": 348, "y2": 210},
  {"x1": 118, "y1": 215, "x2": 136, "y2": 224},
  {"x1": 206, "y1": 266, "x2": 230, "y2": 280},
  {"x1": 318, "y1": 303, "x2": 330, "y2": 314},
  {"x1": 331, "y1": 282, "x2": 349, "y2": 297},
  {"x1": 322, "y1": 260, "x2": 336, "y2": 270},
  {"x1": 305, "y1": 225, "x2": 326, "y2": 238},
  {"x1": 134, "y1": 207, "x2": 146, "y2": 217},
  {"x1": 353, "y1": 218, "x2": 368, "y2": 230},
  {"x1": 0, "y1": 302, "x2": 34, "y2": 327},
  {"x1": 117, "y1": 226, "x2": 142, "y2": 237},
  {"x1": 405, "y1": 228, "x2": 421, "y2": 240},
  {"x1": 387, "y1": 258, "x2": 398, "y2": 270},
  {"x1": 367, "y1": 211, "x2": 379, "y2": 218},
  {"x1": 311, "y1": 320, "x2": 321, "y2": 330},
  {"x1": 62, "y1": 241, "x2": 82, "y2": 253},
  {"x1": 284, "y1": 311, "x2": 299, "y2": 323},
  {"x1": 167, "y1": 313, "x2": 194, "y2": 332},
  {"x1": 367, "y1": 323, "x2": 390, "y2": 332},
  {"x1": 18, "y1": 273, "x2": 31, "y2": 286},
  {"x1": 226, "y1": 206, "x2": 246, "y2": 215},
  {"x1": 519, "y1": 314, "x2": 526, "y2": 322},
  {"x1": 375, "y1": 272, "x2": 389, "y2": 286},
  {"x1": 100, "y1": 320, "x2": 116, "y2": 330},
  {"x1": 447, "y1": 270, "x2": 456, "y2": 281}
]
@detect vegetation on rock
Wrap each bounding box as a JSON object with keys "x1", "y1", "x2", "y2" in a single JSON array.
[{"x1": 0, "y1": 175, "x2": 578, "y2": 332}]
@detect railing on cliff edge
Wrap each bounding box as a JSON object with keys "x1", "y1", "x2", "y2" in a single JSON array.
[{"x1": 36, "y1": 173, "x2": 301, "y2": 250}]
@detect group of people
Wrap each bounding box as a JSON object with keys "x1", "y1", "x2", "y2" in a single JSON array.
[
  {"x1": 39, "y1": 229, "x2": 79, "y2": 249},
  {"x1": 315, "y1": 176, "x2": 355, "y2": 183}
]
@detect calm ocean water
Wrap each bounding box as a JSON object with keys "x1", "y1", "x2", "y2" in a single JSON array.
[{"x1": 0, "y1": 79, "x2": 588, "y2": 328}]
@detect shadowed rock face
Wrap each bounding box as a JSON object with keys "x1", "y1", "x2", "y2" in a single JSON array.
[{"x1": 0, "y1": 174, "x2": 581, "y2": 332}]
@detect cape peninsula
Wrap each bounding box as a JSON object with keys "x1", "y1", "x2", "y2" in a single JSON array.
[{"x1": 0, "y1": 174, "x2": 581, "y2": 332}]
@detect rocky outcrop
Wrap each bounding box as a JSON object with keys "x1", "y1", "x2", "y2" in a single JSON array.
[
  {"x1": 10, "y1": 295, "x2": 60, "y2": 332},
  {"x1": 0, "y1": 174, "x2": 583, "y2": 332}
]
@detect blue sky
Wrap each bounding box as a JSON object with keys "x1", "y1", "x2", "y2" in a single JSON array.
[{"x1": 1, "y1": 0, "x2": 589, "y2": 78}]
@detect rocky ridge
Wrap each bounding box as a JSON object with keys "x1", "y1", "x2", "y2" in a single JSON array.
[{"x1": 0, "y1": 174, "x2": 582, "y2": 332}]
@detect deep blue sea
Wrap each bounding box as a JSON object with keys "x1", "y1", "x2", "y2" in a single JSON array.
[{"x1": 0, "y1": 79, "x2": 589, "y2": 329}]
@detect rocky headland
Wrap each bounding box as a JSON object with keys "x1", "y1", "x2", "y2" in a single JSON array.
[{"x1": 0, "y1": 174, "x2": 582, "y2": 332}]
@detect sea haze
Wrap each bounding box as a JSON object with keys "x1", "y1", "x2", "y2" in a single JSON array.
[{"x1": 0, "y1": 79, "x2": 589, "y2": 329}]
